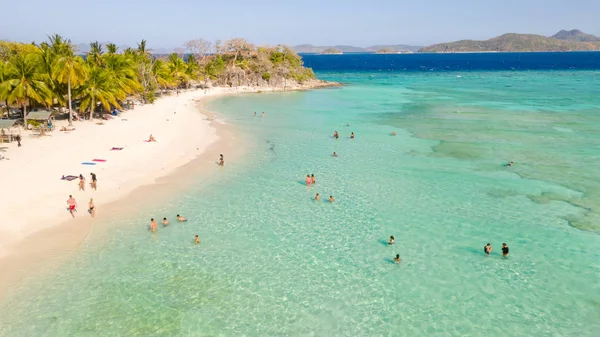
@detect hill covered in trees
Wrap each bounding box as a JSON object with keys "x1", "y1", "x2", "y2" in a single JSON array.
[
  {"x1": 0, "y1": 36, "x2": 331, "y2": 126},
  {"x1": 420, "y1": 30, "x2": 600, "y2": 52}
]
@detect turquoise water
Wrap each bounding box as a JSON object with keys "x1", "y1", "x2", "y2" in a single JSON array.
[{"x1": 1, "y1": 70, "x2": 600, "y2": 336}]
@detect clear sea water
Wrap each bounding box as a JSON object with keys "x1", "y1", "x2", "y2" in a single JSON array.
[{"x1": 1, "y1": 53, "x2": 600, "y2": 336}]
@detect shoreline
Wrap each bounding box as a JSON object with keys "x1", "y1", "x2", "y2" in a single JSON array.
[{"x1": 0, "y1": 82, "x2": 336, "y2": 300}]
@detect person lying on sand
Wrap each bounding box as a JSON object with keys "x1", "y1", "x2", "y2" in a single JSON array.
[
  {"x1": 177, "y1": 214, "x2": 187, "y2": 222},
  {"x1": 60, "y1": 126, "x2": 75, "y2": 132},
  {"x1": 148, "y1": 134, "x2": 156, "y2": 142}
]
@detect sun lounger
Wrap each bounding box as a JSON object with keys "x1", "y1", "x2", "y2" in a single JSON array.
[{"x1": 61, "y1": 175, "x2": 78, "y2": 181}]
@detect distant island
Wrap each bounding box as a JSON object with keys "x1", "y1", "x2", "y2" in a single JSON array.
[
  {"x1": 321, "y1": 48, "x2": 342, "y2": 55},
  {"x1": 293, "y1": 44, "x2": 421, "y2": 54},
  {"x1": 419, "y1": 29, "x2": 600, "y2": 52}
]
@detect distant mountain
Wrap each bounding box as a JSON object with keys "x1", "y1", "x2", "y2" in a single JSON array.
[
  {"x1": 420, "y1": 32, "x2": 600, "y2": 53},
  {"x1": 552, "y1": 29, "x2": 600, "y2": 42},
  {"x1": 364, "y1": 45, "x2": 421, "y2": 52},
  {"x1": 292, "y1": 44, "x2": 421, "y2": 54}
]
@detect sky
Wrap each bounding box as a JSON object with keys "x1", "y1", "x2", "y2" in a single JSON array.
[{"x1": 1, "y1": 0, "x2": 599, "y2": 48}]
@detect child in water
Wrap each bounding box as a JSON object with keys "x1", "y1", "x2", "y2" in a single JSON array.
[{"x1": 195, "y1": 235, "x2": 200, "y2": 244}]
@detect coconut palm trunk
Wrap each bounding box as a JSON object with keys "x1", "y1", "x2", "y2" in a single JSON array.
[
  {"x1": 23, "y1": 96, "x2": 28, "y2": 128},
  {"x1": 67, "y1": 76, "x2": 73, "y2": 125},
  {"x1": 89, "y1": 97, "x2": 94, "y2": 122}
]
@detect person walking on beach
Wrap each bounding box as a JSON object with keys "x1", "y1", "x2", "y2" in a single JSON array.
[
  {"x1": 88, "y1": 198, "x2": 95, "y2": 217},
  {"x1": 15, "y1": 134, "x2": 21, "y2": 147},
  {"x1": 389, "y1": 236, "x2": 395, "y2": 245},
  {"x1": 305, "y1": 174, "x2": 311, "y2": 186},
  {"x1": 90, "y1": 172, "x2": 97, "y2": 190},
  {"x1": 394, "y1": 254, "x2": 401, "y2": 263},
  {"x1": 78, "y1": 174, "x2": 85, "y2": 191},
  {"x1": 162, "y1": 217, "x2": 169, "y2": 226},
  {"x1": 502, "y1": 243, "x2": 509, "y2": 257},
  {"x1": 311, "y1": 174, "x2": 316, "y2": 184},
  {"x1": 67, "y1": 195, "x2": 77, "y2": 218},
  {"x1": 315, "y1": 193, "x2": 320, "y2": 201},
  {"x1": 195, "y1": 235, "x2": 200, "y2": 244},
  {"x1": 150, "y1": 218, "x2": 157, "y2": 232},
  {"x1": 484, "y1": 243, "x2": 492, "y2": 255}
]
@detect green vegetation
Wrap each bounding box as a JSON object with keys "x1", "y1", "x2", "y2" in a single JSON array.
[
  {"x1": 420, "y1": 33, "x2": 600, "y2": 52},
  {"x1": 375, "y1": 48, "x2": 396, "y2": 54},
  {"x1": 321, "y1": 48, "x2": 342, "y2": 54},
  {"x1": 0, "y1": 36, "x2": 317, "y2": 121}
]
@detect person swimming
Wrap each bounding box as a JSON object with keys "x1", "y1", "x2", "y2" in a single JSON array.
[
  {"x1": 502, "y1": 243, "x2": 509, "y2": 257},
  {"x1": 329, "y1": 195, "x2": 335, "y2": 202},
  {"x1": 162, "y1": 217, "x2": 169, "y2": 226},
  {"x1": 506, "y1": 161, "x2": 514, "y2": 167},
  {"x1": 195, "y1": 235, "x2": 200, "y2": 244},
  {"x1": 311, "y1": 174, "x2": 316, "y2": 184},
  {"x1": 333, "y1": 152, "x2": 338, "y2": 157},
  {"x1": 394, "y1": 254, "x2": 401, "y2": 263},
  {"x1": 484, "y1": 243, "x2": 492, "y2": 255},
  {"x1": 177, "y1": 214, "x2": 187, "y2": 222},
  {"x1": 333, "y1": 131, "x2": 339, "y2": 139},
  {"x1": 305, "y1": 175, "x2": 311, "y2": 186},
  {"x1": 391, "y1": 132, "x2": 397, "y2": 136},
  {"x1": 315, "y1": 193, "x2": 320, "y2": 201},
  {"x1": 388, "y1": 236, "x2": 395, "y2": 245},
  {"x1": 350, "y1": 132, "x2": 355, "y2": 139}
]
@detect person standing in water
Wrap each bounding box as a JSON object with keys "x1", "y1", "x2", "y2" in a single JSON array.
[
  {"x1": 334, "y1": 131, "x2": 339, "y2": 139},
  {"x1": 333, "y1": 152, "x2": 338, "y2": 157},
  {"x1": 502, "y1": 243, "x2": 509, "y2": 257},
  {"x1": 394, "y1": 254, "x2": 401, "y2": 263},
  {"x1": 261, "y1": 112, "x2": 265, "y2": 118},
  {"x1": 253, "y1": 112, "x2": 256, "y2": 117},
  {"x1": 195, "y1": 235, "x2": 200, "y2": 244},
  {"x1": 311, "y1": 174, "x2": 316, "y2": 184},
  {"x1": 315, "y1": 193, "x2": 320, "y2": 201},
  {"x1": 88, "y1": 198, "x2": 95, "y2": 217},
  {"x1": 329, "y1": 195, "x2": 335, "y2": 202},
  {"x1": 484, "y1": 243, "x2": 492, "y2": 255},
  {"x1": 350, "y1": 132, "x2": 355, "y2": 139},
  {"x1": 305, "y1": 175, "x2": 311, "y2": 186},
  {"x1": 389, "y1": 236, "x2": 395, "y2": 245},
  {"x1": 150, "y1": 218, "x2": 157, "y2": 232},
  {"x1": 162, "y1": 217, "x2": 169, "y2": 226},
  {"x1": 67, "y1": 195, "x2": 77, "y2": 218}
]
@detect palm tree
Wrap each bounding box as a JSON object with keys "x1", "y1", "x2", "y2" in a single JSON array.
[
  {"x1": 104, "y1": 52, "x2": 141, "y2": 97},
  {"x1": 87, "y1": 41, "x2": 104, "y2": 67},
  {"x1": 0, "y1": 53, "x2": 51, "y2": 126},
  {"x1": 77, "y1": 65, "x2": 121, "y2": 122},
  {"x1": 51, "y1": 36, "x2": 86, "y2": 124},
  {"x1": 106, "y1": 43, "x2": 118, "y2": 55},
  {"x1": 167, "y1": 53, "x2": 190, "y2": 88}
]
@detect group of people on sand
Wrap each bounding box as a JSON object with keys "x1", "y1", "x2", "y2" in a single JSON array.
[
  {"x1": 484, "y1": 242, "x2": 509, "y2": 257},
  {"x1": 78, "y1": 173, "x2": 97, "y2": 192},
  {"x1": 66, "y1": 195, "x2": 95, "y2": 218}
]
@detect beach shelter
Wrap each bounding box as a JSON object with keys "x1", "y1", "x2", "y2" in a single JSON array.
[
  {"x1": 0, "y1": 119, "x2": 19, "y2": 143},
  {"x1": 26, "y1": 110, "x2": 53, "y2": 121}
]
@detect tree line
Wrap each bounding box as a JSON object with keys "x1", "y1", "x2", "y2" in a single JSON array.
[{"x1": 0, "y1": 36, "x2": 316, "y2": 126}]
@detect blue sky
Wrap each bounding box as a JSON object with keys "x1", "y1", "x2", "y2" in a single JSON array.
[{"x1": 2, "y1": 0, "x2": 599, "y2": 48}]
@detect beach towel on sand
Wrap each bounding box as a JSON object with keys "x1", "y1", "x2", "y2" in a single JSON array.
[
  {"x1": 82, "y1": 162, "x2": 96, "y2": 165},
  {"x1": 92, "y1": 159, "x2": 106, "y2": 162},
  {"x1": 110, "y1": 147, "x2": 124, "y2": 151},
  {"x1": 61, "y1": 175, "x2": 78, "y2": 181}
]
